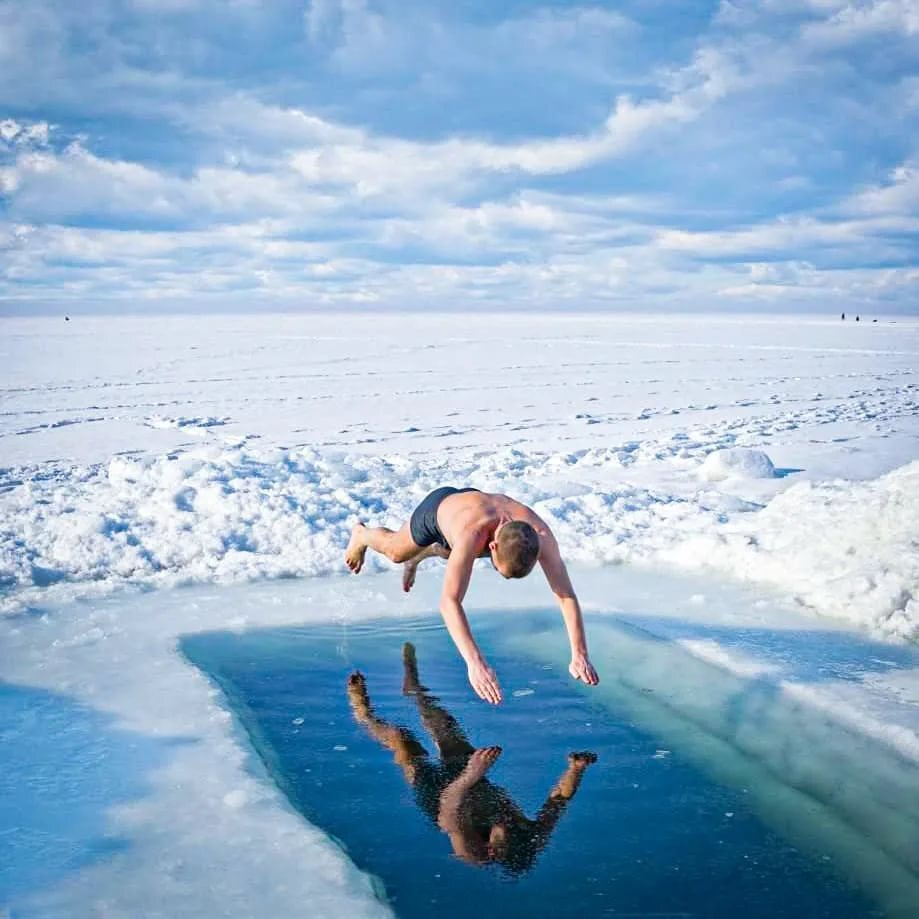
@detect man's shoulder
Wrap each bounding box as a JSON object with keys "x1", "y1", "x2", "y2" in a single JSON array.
[{"x1": 446, "y1": 512, "x2": 491, "y2": 547}]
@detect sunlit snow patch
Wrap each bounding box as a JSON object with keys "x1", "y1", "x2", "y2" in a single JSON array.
[
  {"x1": 699, "y1": 448, "x2": 776, "y2": 482},
  {"x1": 144, "y1": 415, "x2": 230, "y2": 433}
]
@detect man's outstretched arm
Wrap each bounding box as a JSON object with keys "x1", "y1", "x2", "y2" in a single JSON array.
[
  {"x1": 538, "y1": 531, "x2": 599, "y2": 686},
  {"x1": 440, "y1": 539, "x2": 503, "y2": 704}
]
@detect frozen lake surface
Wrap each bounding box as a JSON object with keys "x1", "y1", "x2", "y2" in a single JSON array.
[
  {"x1": 2, "y1": 313, "x2": 917, "y2": 637},
  {"x1": 1, "y1": 312, "x2": 918, "y2": 916}
]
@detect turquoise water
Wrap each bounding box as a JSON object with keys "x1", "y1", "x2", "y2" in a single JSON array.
[
  {"x1": 0, "y1": 682, "x2": 179, "y2": 906},
  {"x1": 181, "y1": 612, "x2": 898, "y2": 918}
]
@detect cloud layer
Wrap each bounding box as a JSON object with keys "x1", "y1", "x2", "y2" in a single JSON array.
[{"x1": 1, "y1": 0, "x2": 917, "y2": 312}]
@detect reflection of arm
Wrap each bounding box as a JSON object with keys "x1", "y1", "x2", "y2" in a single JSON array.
[
  {"x1": 437, "y1": 772, "x2": 487, "y2": 864},
  {"x1": 538, "y1": 530, "x2": 589, "y2": 657},
  {"x1": 530, "y1": 757, "x2": 591, "y2": 849}
]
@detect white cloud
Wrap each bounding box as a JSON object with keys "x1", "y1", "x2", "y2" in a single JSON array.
[
  {"x1": 4, "y1": 209, "x2": 915, "y2": 311},
  {"x1": 1, "y1": 141, "x2": 345, "y2": 224},
  {"x1": 303, "y1": 0, "x2": 408, "y2": 74},
  {"x1": 718, "y1": 262, "x2": 919, "y2": 303},
  {"x1": 802, "y1": 0, "x2": 919, "y2": 45},
  {"x1": 656, "y1": 212, "x2": 919, "y2": 261},
  {"x1": 1, "y1": 56, "x2": 730, "y2": 227},
  {"x1": 0, "y1": 118, "x2": 51, "y2": 147},
  {"x1": 302, "y1": 0, "x2": 635, "y2": 85},
  {"x1": 2, "y1": 1, "x2": 916, "y2": 313},
  {"x1": 279, "y1": 49, "x2": 726, "y2": 191},
  {"x1": 0, "y1": 118, "x2": 21, "y2": 141},
  {"x1": 843, "y1": 161, "x2": 919, "y2": 215}
]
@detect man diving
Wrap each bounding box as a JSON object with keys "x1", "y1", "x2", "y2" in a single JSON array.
[{"x1": 344, "y1": 486, "x2": 599, "y2": 704}]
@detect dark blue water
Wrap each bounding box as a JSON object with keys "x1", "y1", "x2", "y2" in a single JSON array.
[{"x1": 181, "y1": 613, "x2": 882, "y2": 918}]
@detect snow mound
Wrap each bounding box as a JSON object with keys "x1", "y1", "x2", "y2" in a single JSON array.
[
  {"x1": 700, "y1": 448, "x2": 776, "y2": 482},
  {"x1": 1, "y1": 443, "x2": 916, "y2": 640},
  {"x1": 145, "y1": 415, "x2": 230, "y2": 431},
  {"x1": 667, "y1": 461, "x2": 919, "y2": 640}
]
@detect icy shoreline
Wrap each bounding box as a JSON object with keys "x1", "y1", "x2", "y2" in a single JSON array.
[
  {"x1": 3, "y1": 567, "x2": 917, "y2": 917},
  {"x1": 1, "y1": 579, "x2": 395, "y2": 918}
]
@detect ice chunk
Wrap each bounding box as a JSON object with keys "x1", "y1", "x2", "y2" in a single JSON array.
[{"x1": 700, "y1": 448, "x2": 776, "y2": 482}]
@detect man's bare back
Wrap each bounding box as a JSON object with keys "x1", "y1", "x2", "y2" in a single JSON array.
[
  {"x1": 437, "y1": 490, "x2": 543, "y2": 558},
  {"x1": 344, "y1": 486, "x2": 599, "y2": 704}
]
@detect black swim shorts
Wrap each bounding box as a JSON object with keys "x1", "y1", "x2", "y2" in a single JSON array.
[{"x1": 409, "y1": 486, "x2": 479, "y2": 549}]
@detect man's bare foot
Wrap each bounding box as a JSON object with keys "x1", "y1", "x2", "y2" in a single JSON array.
[
  {"x1": 346, "y1": 670, "x2": 370, "y2": 714},
  {"x1": 345, "y1": 523, "x2": 368, "y2": 573},
  {"x1": 568, "y1": 751, "x2": 598, "y2": 770},
  {"x1": 402, "y1": 642, "x2": 428, "y2": 694},
  {"x1": 402, "y1": 559, "x2": 418, "y2": 593},
  {"x1": 463, "y1": 745, "x2": 502, "y2": 783}
]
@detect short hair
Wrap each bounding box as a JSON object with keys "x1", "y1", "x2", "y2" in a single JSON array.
[{"x1": 495, "y1": 521, "x2": 540, "y2": 578}]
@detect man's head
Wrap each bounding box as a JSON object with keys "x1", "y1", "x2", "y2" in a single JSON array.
[{"x1": 490, "y1": 520, "x2": 540, "y2": 578}]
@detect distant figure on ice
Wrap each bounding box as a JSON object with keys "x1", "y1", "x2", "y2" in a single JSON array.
[
  {"x1": 345, "y1": 486, "x2": 599, "y2": 703},
  {"x1": 841, "y1": 312, "x2": 845, "y2": 320},
  {"x1": 347, "y1": 644, "x2": 597, "y2": 873},
  {"x1": 856, "y1": 315, "x2": 860, "y2": 322}
]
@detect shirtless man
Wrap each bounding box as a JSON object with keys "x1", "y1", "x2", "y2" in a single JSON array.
[{"x1": 344, "y1": 486, "x2": 599, "y2": 704}]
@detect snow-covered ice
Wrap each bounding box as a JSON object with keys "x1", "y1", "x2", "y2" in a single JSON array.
[
  {"x1": 1, "y1": 311, "x2": 918, "y2": 915},
  {"x1": 3, "y1": 313, "x2": 917, "y2": 636}
]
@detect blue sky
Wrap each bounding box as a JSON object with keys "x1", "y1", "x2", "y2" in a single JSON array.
[{"x1": 1, "y1": 0, "x2": 917, "y2": 313}]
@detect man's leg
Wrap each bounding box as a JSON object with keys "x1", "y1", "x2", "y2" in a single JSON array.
[
  {"x1": 402, "y1": 543, "x2": 450, "y2": 592},
  {"x1": 345, "y1": 520, "x2": 422, "y2": 573}
]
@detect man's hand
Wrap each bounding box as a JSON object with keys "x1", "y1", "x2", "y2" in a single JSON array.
[
  {"x1": 467, "y1": 659, "x2": 503, "y2": 704},
  {"x1": 569, "y1": 654, "x2": 599, "y2": 686}
]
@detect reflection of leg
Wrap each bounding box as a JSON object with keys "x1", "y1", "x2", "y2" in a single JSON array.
[
  {"x1": 402, "y1": 641, "x2": 428, "y2": 694},
  {"x1": 532, "y1": 752, "x2": 598, "y2": 840},
  {"x1": 402, "y1": 543, "x2": 449, "y2": 592},
  {"x1": 403, "y1": 643, "x2": 476, "y2": 759},
  {"x1": 347, "y1": 671, "x2": 427, "y2": 782}
]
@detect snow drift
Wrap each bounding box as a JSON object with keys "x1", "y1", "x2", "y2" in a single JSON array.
[
  {"x1": 664, "y1": 461, "x2": 919, "y2": 640},
  {"x1": 699, "y1": 448, "x2": 776, "y2": 482},
  {"x1": 2, "y1": 442, "x2": 916, "y2": 640}
]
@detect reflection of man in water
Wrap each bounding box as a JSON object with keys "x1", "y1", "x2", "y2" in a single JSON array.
[{"x1": 347, "y1": 643, "x2": 597, "y2": 875}]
